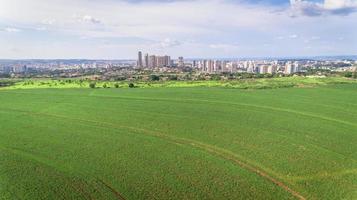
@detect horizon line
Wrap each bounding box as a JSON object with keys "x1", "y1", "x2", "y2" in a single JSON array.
[{"x1": 0, "y1": 55, "x2": 357, "y2": 61}]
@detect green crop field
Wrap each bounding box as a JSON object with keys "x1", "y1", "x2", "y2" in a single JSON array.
[{"x1": 0, "y1": 82, "x2": 356, "y2": 199}]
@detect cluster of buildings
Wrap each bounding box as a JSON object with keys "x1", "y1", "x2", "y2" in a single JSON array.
[
  {"x1": 0, "y1": 53, "x2": 355, "y2": 78},
  {"x1": 136, "y1": 51, "x2": 304, "y2": 74},
  {"x1": 137, "y1": 51, "x2": 172, "y2": 68},
  {"x1": 194, "y1": 60, "x2": 301, "y2": 74},
  {"x1": 0, "y1": 60, "x2": 133, "y2": 75},
  {"x1": 0, "y1": 65, "x2": 28, "y2": 74}
]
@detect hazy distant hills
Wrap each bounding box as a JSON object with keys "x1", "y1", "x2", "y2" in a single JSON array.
[{"x1": 0, "y1": 55, "x2": 356, "y2": 65}]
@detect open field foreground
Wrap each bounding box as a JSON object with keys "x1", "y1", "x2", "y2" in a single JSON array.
[{"x1": 0, "y1": 85, "x2": 357, "y2": 199}]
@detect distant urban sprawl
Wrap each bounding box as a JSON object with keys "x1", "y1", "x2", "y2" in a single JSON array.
[
  {"x1": 0, "y1": 52, "x2": 356, "y2": 80},
  {"x1": 135, "y1": 51, "x2": 357, "y2": 75}
]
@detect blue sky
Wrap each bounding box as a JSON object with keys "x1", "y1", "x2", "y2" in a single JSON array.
[{"x1": 0, "y1": 0, "x2": 356, "y2": 59}]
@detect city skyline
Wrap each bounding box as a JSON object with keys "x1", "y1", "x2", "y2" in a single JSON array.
[
  {"x1": 135, "y1": 50, "x2": 305, "y2": 74},
  {"x1": 0, "y1": 0, "x2": 356, "y2": 59}
]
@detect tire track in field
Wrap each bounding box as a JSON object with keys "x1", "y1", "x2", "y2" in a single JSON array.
[
  {"x1": 5, "y1": 102, "x2": 355, "y2": 168},
  {"x1": 0, "y1": 145, "x2": 127, "y2": 200},
  {"x1": 2, "y1": 89, "x2": 356, "y2": 127},
  {"x1": 91, "y1": 94, "x2": 357, "y2": 128},
  {"x1": 5, "y1": 94, "x2": 355, "y2": 164},
  {"x1": 0, "y1": 107, "x2": 306, "y2": 200},
  {"x1": 96, "y1": 179, "x2": 126, "y2": 200},
  {"x1": 0, "y1": 145, "x2": 93, "y2": 200}
]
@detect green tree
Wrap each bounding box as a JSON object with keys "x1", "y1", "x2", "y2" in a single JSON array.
[
  {"x1": 344, "y1": 72, "x2": 353, "y2": 78},
  {"x1": 150, "y1": 75, "x2": 160, "y2": 81},
  {"x1": 211, "y1": 74, "x2": 221, "y2": 81},
  {"x1": 353, "y1": 68, "x2": 357, "y2": 79},
  {"x1": 128, "y1": 83, "x2": 135, "y2": 88},
  {"x1": 168, "y1": 75, "x2": 178, "y2": 81},
  {"x1": 114, "y1": 83, "x2": 120, "y2": 88},
  {"x1": 89, "y1": 82, "x2": 96, "y2": 89}
]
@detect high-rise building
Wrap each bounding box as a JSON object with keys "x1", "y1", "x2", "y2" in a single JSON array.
[
  {"x1": 247, "y1": 61, "x2": 256, "y2": 73},
  {"x1": 140, "y1": 52, "x2": 171, "y2": 68},
  {"x1": 149, "y1": 55, "x2": 156, "y2": 68},
  {"x1": 144, "y1": 53, "x2": 149, "y2": 68},
  {"x1": 243, "y1": 61, "x2": 249, "y2": 69},
  {"x1": 267, "y1": 65, "x2": 277, "y2": 74},
  {"x1": 164, "y1": 55, "x2": 171, "y2": 67},
  {"x1": 294, "y1": 61, "x2": 301, "y2": 73},
  {"x1": 259, "y1": 65, "x2": 269, "y2": 74},
  {"x1": 221, "y1": 61, "x2": 228, "y2": 72},
  {"x1": 137, "y1": 51, "x2": 143, "y2": 67},
  {"x1": 192, "y1": 60, "x2": 197, "y2": 68},
  {"x1": 213, "y1": 60, "x2": 221, "y2": 72},
  {"x1": 203, "y1": 60, "x2": 214, "y2": 73},
  {"x1": 155, "y1": 55, "x2": 171, "y2": 67},
  {"x1": 198, "y1": 61, "x2": 204, "y2": 71},
  {"x1": 178, "y1": 57, "x2": 184, "y2": 67},
  {"x1": 285, "y1": 62, "x2": 294, "y2": 74},
  {"x1": 204, "y1": 60, "x2": 208, "y2": 72},
  {"x1": 201, "y1": 60, "x2": 206, "y2": 72},
  {"x1": 226, "y1": 62, "x2": 235, "y2": 73},
  {"x1": 0, "y1": 66, "x2": 13, "y2": 74},
  {"x1": 156, "y1": 56, "x2": 165, "y2": 67}
]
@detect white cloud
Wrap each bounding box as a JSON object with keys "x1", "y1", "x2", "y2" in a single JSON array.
[
  {"x1": 3, "y1": 27, "x2": 21, "y2": 32},
  {"x1": 289, "y1": 34, "x2": 299, "y2": 39},
  {"x1": 311, "y1": 36, "x2": 321, "y2": 40},
  {"x1": 35, "y1": 27, "x2": 47, "y2": 31},
  {"x1": 159, "y1": 38, "x2": 182, "y2": 48},
  {"x1": 209, "y1": 44, "x2": 239, "y2": 49},
  {"x1": 0, "y1": 0, "x2": 282, "y2": 39},
  {"x1": 41, "y1": 19, "x2": 55, "y2": 25},
  {"x1": 79, "y1": 15, "x2": 101, "y2": 24},
  {"x1": 275, "y1": 36, "x2": 285, "y2": 40},
  {"x1": 0, "y1": 0, "x2": 355, "y2": 58},
  {"x1": 275, "y1": 34, "x2": 300, "y2": 40},
  {"x1": 324, "y1": 0, "x2": 357, "y2": 9},
  {"x1": 290, "y1": 0, "x2": 357, "y2": 17}
]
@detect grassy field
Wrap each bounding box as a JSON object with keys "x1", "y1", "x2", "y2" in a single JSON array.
[{"x1": 0, "y1": 82, "x2": 357, "y2": 199}]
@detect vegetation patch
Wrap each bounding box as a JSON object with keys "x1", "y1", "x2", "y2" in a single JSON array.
[{"x1": 1, "y1": 77, "x2": 357, "y2": 90}]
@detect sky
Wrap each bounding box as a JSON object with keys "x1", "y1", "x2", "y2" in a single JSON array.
[{"x1": 0, "y1": 0, "x2": 356, "y2": 59}]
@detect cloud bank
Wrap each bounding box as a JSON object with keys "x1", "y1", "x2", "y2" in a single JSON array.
[
  {"x1": 290, "y1": 0, "x2": 357, "y2": 17},
  {"x1": 0, "y1": 0, "x2": 355, "y2": 59}
]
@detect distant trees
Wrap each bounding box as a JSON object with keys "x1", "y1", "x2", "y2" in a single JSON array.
[
  {"x1": 168, "y1": 75, "x2": 178, "y2": 81},
  {"x1": 344, "y1": 72, "x2": 353, "y2": 78},
  {"x1": 211, "y1": 74, "x2": 221, "y2": 81},
  {"x1": 238, "y1": 73, "x2": 254, "y2": 79},
  {"x1": 263, "y1": 73, "x2": 274, "y2": 78},
  {"x1": 114, "y1": 83, "x2": 120, "y2": 88},
  {"x1": 89, "y1": 82, "x2": 96, "y2": 88},
  {"x1": 128, "y1": 83, "x2": 135, "y2": 88},
  {"x1": 0, "y1": 74, "x2": 10, "y2": 78},
  {"x1": 0, "y1": 81, "x2": 15, "y2": 87},
  {"x1": 150, "y1": 75, "x2": 160, "y2": 81},
  {"x1": 103, "y1": 83, "x2": 108, "y2": 88}
]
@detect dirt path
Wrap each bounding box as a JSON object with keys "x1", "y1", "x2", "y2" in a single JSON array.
[
  {"x1": 97, "y1": 179, "x2": 126, "y2": 200},
  {"x1": 140, "y1": 133, "x2": 307, "y2": 200}
]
